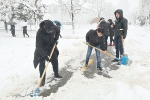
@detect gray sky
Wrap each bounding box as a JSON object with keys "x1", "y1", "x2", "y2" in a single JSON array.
[
  {"x1": 42, "y1": 0, "x2": 139, "y2": 11},
  {"x1": 106, "y1": 0, "x2": 139, "y2": 11},
  {"x1": 41, "y1": 0, "x2": 139, "y2": 18}
]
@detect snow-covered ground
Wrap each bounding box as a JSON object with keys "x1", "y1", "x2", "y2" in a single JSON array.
[{"x1": 0, "y1": 25, "x2": 150, "y2": 100}]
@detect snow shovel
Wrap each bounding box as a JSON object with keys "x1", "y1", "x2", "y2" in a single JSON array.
[
  {"x1": 83, "y1": 42, "x2": 131, "y2": 65},
  {"x1": 30, "y1": 44, "x2": 56, "y2": 97},
  {"x1": 121, "y1": 36, "x2": 132, "y2": 66}
]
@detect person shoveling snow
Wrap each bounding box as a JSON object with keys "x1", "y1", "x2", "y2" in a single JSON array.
[{"x1": 84, "y1": 27, "x2": 107, "y2": 71}]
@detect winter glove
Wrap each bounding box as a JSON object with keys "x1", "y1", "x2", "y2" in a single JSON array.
[
  {"x1": 53, "y1": 38, "x2": 58, "y2": 45},
  {"x1": 45, "y1": 56, "x2": 51, "y2": 62},
  {"x1": 86, "y1": 42, "x2": 89, "y2": 45}
]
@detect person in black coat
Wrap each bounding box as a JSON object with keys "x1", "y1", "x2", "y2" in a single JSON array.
[
  {"x1": 10, "y1": 25, "x2": 16, "y2": 37},
  {"x1": 85, "y1": 27, "x2": 107, "y2": 71},
  {"x1": 33, "y1": 20, "x2": 62, "y2": 86},
  {"x1": 111, "y1": 9, "x2": 128, "y2": 65},
  {"x1": 108, "y1": 19, "x2": 115, "y2": 46},
  {"x1": 97, "y1": 17, "x2": 110, "y2": 49},
  {"x1": 22, "y1": 26, "x2": 29, "y2": 37}
]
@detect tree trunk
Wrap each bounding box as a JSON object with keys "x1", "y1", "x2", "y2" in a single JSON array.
[
  {"x1": 34, "y1": 0, "x2": 38, "y2": 31},
  {"x1": 71, "y1": 0, "x2": 74, "y2": 34},
  {"x1": 34, "y1": 13, "x2": 37, "y2": 30},
  {"x1": 72, "y1": 13, "x2": 75, "y2": 34},
  {"x1": 4, "y1": 20, "x2": 8, "y2": 33}
]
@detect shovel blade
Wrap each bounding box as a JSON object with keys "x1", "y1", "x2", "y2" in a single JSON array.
[
  {"x1": 120, "y1": 55, "x2": 128, "y2": 65},
  {"x1": 120, "y1": 54, "x2": 132, "y2": 66}
]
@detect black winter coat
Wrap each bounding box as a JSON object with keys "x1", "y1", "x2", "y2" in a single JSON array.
[
  {"x1": 109, "y1": 25, "x2": 114, "y2": 36},
  {"x1": 33, "y1": 20, "x2": 60, "y2": 69},
  {"x1": 86, "y1": 29, "x2": 107, "y2": 51},
  {"x1": 98, "y1": 20, "x2": 110, "y2": 36},
  {"x1": 114, "y1": 9, "x2": 128, "y2": 39},
  {"x1": 108, "y1": 19, "x2": 114, "y2": 36}
]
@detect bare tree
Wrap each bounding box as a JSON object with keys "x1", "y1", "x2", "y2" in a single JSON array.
[
  {"x1": 57, "y1": 0, "x2": 87, "y2": 34},
  {"x1": 138, "y1": 0, "x2": 150, "y2": 26},
  {"x1": 87, "y1": 0, "x2": 106, "y2": 17},
  {"x1": 86, "y1": 0, "x2": 116, "y2": 23},
  {"x1": 130, "y1": 8, "x2": 140, "y2": 25},
  {"x1": 0, "y1": 0, "x2": 47, "y2": 30},
  {"x1": 0, "y1": 0, "x2": 16, "y2": 32},
  {"x1": 103, "y1": 2, "x2": 116, "y2": 20}
]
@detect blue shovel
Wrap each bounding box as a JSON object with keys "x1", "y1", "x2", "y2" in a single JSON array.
[{"x1": 120, "y1": 36, "x2": 132, "y2": 65}]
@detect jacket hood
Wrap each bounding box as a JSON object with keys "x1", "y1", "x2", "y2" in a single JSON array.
[
  {"x1": 39, "y1": 20, "x2": 45, "y2": 28},
  {"x1": 39, "y1": 20, "x2": 54, "y2": 28},
  {"x1": 39, "y1": 20, "x2": 54, "y2": 33},
  {"x1": 108, "y1": 19, "x2": 113, "y2": 24},
  {"x1": 114, "y1": 9, "x2": 123, "y2": 20}
]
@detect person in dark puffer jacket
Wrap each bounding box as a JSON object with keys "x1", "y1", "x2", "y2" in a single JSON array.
[
  {"x1": 111, "y1": 9, "x2": 128, "y2": 65},
  {"x1": 108, "y1": 19, "x2": 115, "y2": 46}
]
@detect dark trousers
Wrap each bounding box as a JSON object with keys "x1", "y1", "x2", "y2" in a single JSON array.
[
  {"x1": 23, "y1": 32, "x2": 29, "y2": 37},
  {"x1": 11, "y1": 31, "x2": 15, "y2": 37},
  {"x1": 109, "y1": 36, "x2": 114, "y2": 44},
  {"x1": 86, "y1": 45, "x2": 101, "y2": 67},
  {"x1": 114, "y1": 36, "x2": 124, "y2": 58},
  {"x1": 39, "y1": 50, "x2": 58, "y2": 83},
  {"x1": 105, "y1": 36, "x2": 108, "y2": 49}
]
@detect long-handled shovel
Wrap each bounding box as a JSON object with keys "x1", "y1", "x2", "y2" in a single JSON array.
[
  {"x1": 83, "y1": 42, "x2": 132, "y2": 66},
  {"x1": 30, "y1": 44, "x2": 56, "y2": 97},
  {"x1": 121, "y1": 36, "x2": 132, "y2": 66}
]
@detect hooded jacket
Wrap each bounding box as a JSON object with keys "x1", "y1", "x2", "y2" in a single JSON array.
[
  {"x1": 114, "y1": 9, "x2": 128, "y2": 39},
  {"x1": 33, "y1": 20, "x2": 60, "y2": 68}
]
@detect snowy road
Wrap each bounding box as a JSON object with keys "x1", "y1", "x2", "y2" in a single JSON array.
[
  {"x1": 1, "y1": 25, "x2": 150, "y2": 100},
  {"x1": 38, "y1": 46, "x2": 116, "y2": 97}
]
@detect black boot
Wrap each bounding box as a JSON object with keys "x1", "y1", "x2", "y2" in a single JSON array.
[
  {"x1": 55, "y1": 74, "x2": 63, "y2": 78},
  {"x1": 85, "y1": 63, "x2": 88, "y2": 67},
  {"x1": 117, "y1": 61, "x2": 121, "y2": 65},
  {"x1": 111, "y1": 58, "x2": 119, "y2": 62},
  {"x1": 97, "y1": 66, "x2": 103, "y2": 71}
]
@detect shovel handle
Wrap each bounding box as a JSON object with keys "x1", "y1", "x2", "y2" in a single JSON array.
[
  {"x1": 83, "y1": 42, "x2": 116, "y2": 59},
  {"x1": 121, "y1": 36, "x2": 124, "y2": 48},
  {"x1": 37, "y1": 44, "x2": 56, "y2": 88}
]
